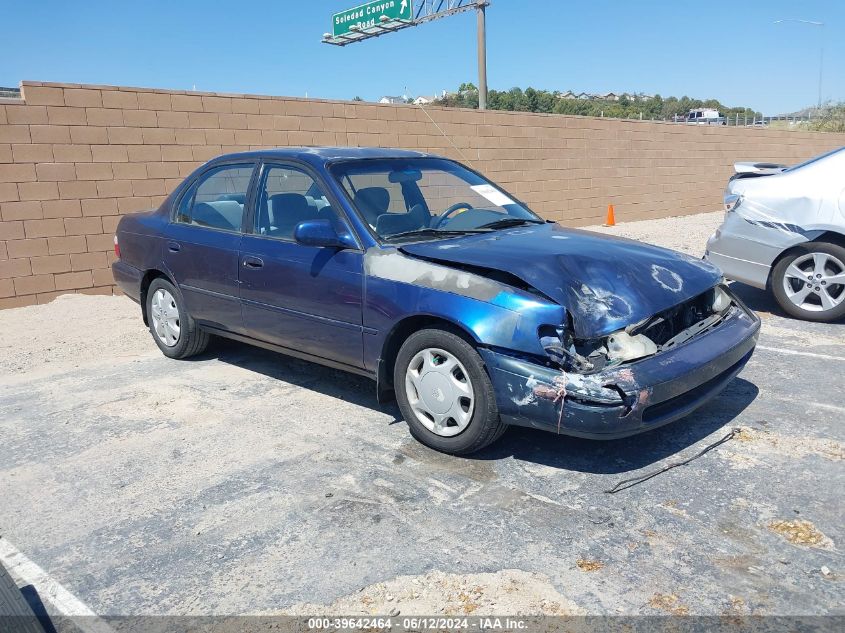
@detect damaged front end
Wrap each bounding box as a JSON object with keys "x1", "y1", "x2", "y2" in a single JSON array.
[
  {"x1": 539, "y1": 284, "x2": 735, "y2": 374},
  {"x1": 480, "y1": 284, "x2": 760, "y2": 439}
]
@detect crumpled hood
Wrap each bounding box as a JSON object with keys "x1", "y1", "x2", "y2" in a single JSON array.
[{"x1": 400, "y1": 223, "x2": 722, "y2": 339}]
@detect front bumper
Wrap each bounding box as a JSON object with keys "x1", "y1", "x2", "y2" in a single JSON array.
[{"x1": 480, "y1": 298, "x2": 760, "y2": 439}]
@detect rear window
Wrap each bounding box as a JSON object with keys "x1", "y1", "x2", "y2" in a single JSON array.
[{"x1": 785, "y1": 147, "x2": 844, "y2": 172}]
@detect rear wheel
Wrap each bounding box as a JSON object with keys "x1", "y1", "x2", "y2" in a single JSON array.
[
  {"x1": 772, "y1": 242, "x2": 845, "y2": 322},
  {"x1": 394, "y1": 328, "x2": 506, "y2": 455},
  {"x1": 146, "y1": 278, "x2": 209, "y2": 359}
]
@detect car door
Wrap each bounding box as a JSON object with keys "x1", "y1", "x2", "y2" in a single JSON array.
[
  {"x1": 238, "y1": 162, "x2": 365, "y2": 369},
  {"x1": 164, "y1": 162, "x2": 256, "y2": 332}
]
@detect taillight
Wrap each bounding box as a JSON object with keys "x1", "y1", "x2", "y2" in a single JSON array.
[
  {"x1": 724, "y1": 193, "x2": 742, "y2": 212},
  {"x1": 114, "y1": 234, "x2": 121, "y2": 258}
]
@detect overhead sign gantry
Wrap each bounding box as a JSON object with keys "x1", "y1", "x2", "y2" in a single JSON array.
[{"x1": 322, "y1": 0, "x2": 489, "y2": 110}]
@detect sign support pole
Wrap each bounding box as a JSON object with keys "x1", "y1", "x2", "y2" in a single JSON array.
[{"x1": 477, "y1": 1, "x2": 488, "y2": 110}]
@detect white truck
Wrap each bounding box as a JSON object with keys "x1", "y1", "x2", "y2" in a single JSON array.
[{"x1": 686, "y1": 108, "x2": 726, "y2": 125}]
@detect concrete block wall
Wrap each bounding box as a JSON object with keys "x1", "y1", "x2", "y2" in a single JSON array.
[{"x1": 1, "y1": 80, "x2": 844, "y2": 308}]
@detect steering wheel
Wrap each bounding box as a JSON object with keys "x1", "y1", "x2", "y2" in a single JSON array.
[{"x1": 432, "y1": 202, "x2": 473, "y2": 228}]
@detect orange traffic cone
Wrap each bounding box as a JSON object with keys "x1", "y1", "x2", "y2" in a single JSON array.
[{"x1": 603, "y1": 204, "x2": 616, "y2": 227}]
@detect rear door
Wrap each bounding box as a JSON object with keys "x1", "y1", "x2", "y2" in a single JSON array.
[
  {"x1": 238, "y1": 161, "x2": 365, "y2": 369},
  {"x1": 164, "y1": 162, "x2": 256, "y2": 332}
]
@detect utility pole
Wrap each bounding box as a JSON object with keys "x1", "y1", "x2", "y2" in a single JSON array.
[
  {"x1": 773, "y1": 19, "x2": 824, "y2": 109},
  {"x1": 477, "y1": 1, "x2": 488, "y2": 110}
]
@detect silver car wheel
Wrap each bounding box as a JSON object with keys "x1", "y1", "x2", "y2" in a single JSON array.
[
  {"x1": 405, "y1": 347, "x2": 475, "y2": 437},
  {"x1": 150, "y1": 288, "x2": 181, "y2": 347},
  {"x1": 782, "y1": 252, "x2": 845, "y2": 312}
]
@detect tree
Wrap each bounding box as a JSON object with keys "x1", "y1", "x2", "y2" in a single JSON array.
[
  {"x1": 807, "y1": 103, "x2": 845, "y2": 132},
  {"x1": 437, "y1": 82, "x2": 761, "y2": 122},
  {"x1": 352, "y1": 96, "x2": 363, "y2": 101}
]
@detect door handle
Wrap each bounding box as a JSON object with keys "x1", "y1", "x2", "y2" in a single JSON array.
[
  {"x1": 242, "y1": 256, "x2": 264, "y2": 269},
  {"x1": 167, "y1": 241, "x2": 181, "y2": 252}
]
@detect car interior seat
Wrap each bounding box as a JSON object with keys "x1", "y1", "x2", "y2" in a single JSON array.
[
  {"x1": 266, "y1": 193, "x2": 320, "y2": 238},
  {"x1": 192, "y1": 201, "x2": 242, "y2": 230},
  {"x1": 375, "y1": 203, "x2": 428, "y2": 236},
  {"x1": 216, "y1": 193, "x2": 246, "y2": 204},
  {"x1": 353, "y1": 187, "x2": 390, "y2": 227}
]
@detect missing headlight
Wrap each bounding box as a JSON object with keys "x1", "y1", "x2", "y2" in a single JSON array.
[
  {"x1": 542, "y1": 285, "x2": 736, "y2": 373},
  {"x1": 539, "y1": 323, "x2": 607, "y2": 374}
]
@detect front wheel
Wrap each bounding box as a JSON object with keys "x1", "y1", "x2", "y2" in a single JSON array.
[
  {"x1": 772, "y1": 242, "x2": 845, "y2": 322},
  {"x1": 146, "y1": 278, "x2": 210, "y2": 359},
  {"x1": 394, "y1": 328, "x2": 507, "y2": 455}
]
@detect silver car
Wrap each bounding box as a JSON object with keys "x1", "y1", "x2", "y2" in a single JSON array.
[{"x1": 705, "y1": 147, "x2": 845, "y2": 322}]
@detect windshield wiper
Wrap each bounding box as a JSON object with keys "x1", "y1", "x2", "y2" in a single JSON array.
[
  {"x1": 477, "y1": 218, "x2": 545, "y2": 230},
  {"x1": 384, "y1": 228, "x2": 486, "y2": 242}
]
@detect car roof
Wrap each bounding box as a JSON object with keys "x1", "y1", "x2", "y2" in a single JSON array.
[{"x1": 207, "y1": 146, "x2": 442, "y2": 167}]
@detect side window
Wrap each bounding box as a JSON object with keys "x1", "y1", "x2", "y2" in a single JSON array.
[
  {"x1": 176, "y1": 164, "x2": 254, "y2": 231},
  {"x1": 257, "y1": 166, "x2": 335, "y2": 239}
]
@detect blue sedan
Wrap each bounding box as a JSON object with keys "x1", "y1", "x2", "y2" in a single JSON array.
[{"x1": 112, "y1": 147, "x2": 760, "y2": 454}]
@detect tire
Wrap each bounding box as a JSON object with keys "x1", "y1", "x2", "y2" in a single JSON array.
[
  {"x1": 394, "y1": 328, "x2": 507, "y2": 455},
  {"x1": 771, "y1": 241, "x2": 845, "y2": 323},
  {"x1": 0, "y1": 561, "x2": 44, "y2": 632},
  {"x1": 146, "y1": 278, "x2": 209, "y2": 359}
]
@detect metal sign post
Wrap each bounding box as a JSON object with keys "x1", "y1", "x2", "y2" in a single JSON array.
[
  {"x1": 322, "y1": 0, "x2": 489, "y2": 110},
  {"x1": 476, "y1": 2, "x2": 487, "y2": 110}
]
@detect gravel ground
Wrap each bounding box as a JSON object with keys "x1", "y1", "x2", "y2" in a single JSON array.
[
  {"x1": 0, "y1": 211, "x2": 842, "y2": 619},
  {"x1": 586, "y1": 210, "x2": 723, "y2": 256}
]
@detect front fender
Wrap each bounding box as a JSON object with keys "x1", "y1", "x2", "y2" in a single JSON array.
[{"x1": 362, "y1": 248, "x2": 565, "y2": 373}]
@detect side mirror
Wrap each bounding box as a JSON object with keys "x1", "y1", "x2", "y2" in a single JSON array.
[{"x1": 294, "y1": 219, "x2": 356, "y2": 249}]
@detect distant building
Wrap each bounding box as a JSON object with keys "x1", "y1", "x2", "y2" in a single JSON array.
[
  {"x1": 413, "y1": 90, "x2": 447, "y2": 105},
  {"x1": 379, "y1": 95, "x2": 406, "y2": 104},
  {"x1": 556, "y1": 90, "x2": 657, "y2": 102}
]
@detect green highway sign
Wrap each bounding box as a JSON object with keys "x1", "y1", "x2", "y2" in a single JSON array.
[{"x1": 332, "y1": 0, "x2": 412, "y2": 37}]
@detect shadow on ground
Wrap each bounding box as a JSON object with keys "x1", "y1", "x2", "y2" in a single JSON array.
[
  {"x1": 193, "y1": 337, "x2": 759, "y2": 475},
  {"x1": 730, "y1": 282, "x2": 845, "y2": 326},
  {"x1": 196, "y1": 337, "x2": 402, "y2": 422},
  {"x1": 472, "y1": 378, "x2": 759, "y2": 474}
]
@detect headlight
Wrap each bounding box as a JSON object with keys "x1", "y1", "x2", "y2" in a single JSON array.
[{"x1": 712, "y1": 285, "x2": 732, "y2": 312}]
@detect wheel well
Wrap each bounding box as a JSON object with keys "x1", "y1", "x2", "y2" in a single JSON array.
[
  {"x1": 140, "y1": 269, "x2": 172, "y2": 325},
  {"x1": 376, "y1": 315, "x2": 478, "y2": 403},
  {"x1": 768, "y1": 231, "x2": 845, "y2": 289},
  {"x1": 816, "y1": 231, "x2": 845, "y2": 250}
]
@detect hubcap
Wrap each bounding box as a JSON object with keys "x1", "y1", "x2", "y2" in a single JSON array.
[
  {"x1": 150, "y1": 288, "x2": 181, "y2": 347},
  {"x1": 782, "y1": 252, "x2": 845, "y2": 312},
  {"x1": 405, "y1": 348, "x2": 475, "y2": 437}
]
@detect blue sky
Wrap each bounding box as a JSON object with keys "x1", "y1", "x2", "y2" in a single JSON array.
[{"x1": 2, "y1": 0, "x2": 842, "y2": 115}]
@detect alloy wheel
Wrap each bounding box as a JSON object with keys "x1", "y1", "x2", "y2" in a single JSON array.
[{"x1": 782, "y1": 252, "x2": 845, "y2": 312}]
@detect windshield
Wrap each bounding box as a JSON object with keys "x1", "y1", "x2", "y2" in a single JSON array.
[{"x1": 329, "y1": 158, "x2": 542, "y2": 241}]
